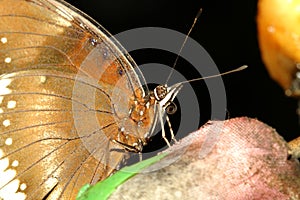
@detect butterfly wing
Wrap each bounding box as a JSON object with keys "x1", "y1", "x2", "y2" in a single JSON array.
[{"x1": 0, "y1": 0, "x2": 147, "y2": 199}]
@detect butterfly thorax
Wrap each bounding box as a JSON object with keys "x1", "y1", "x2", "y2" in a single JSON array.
[
  {"x1": 112, "y1": 84, "x2": 183, "y2": 152},
  {"x1": 112, "y1": 87, "x2": 156, "y2": 152}
]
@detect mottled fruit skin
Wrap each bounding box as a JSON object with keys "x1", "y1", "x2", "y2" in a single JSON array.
[{"x1": 109, "y1": 117, "x2": 300, "y2": 200}]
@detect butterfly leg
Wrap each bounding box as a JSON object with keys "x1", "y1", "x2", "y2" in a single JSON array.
[
  {"x1": 166, "y1": 114, "x2": 177, "y2": 143},
  {"x1": 158, "y1": 106, "x2": 171, "y2": 147}
]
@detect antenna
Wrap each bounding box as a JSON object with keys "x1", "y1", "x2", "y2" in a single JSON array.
[
  {"x1": 165, "y1": 8, "x2": 203, "y2": 85},
  {"x1": 178, "y1": 65, "x2": 248, "y2": 85}
]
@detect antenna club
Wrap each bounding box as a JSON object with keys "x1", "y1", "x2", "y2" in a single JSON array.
[{"x1": 238, "y1": 65, "x2": 248, "y2": 71}]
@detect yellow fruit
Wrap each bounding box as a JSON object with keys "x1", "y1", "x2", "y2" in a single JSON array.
[{"x1": 257, "y1": 0, "x2": 300, "y2": 90}]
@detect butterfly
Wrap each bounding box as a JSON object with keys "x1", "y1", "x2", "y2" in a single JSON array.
[{"x1": 0, "y1": 0, "x2": 186, "y2": 199}]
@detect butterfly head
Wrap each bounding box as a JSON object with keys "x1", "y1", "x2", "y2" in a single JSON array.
[{"x1": 153, "y1": 83, "x2": 183, "y2": 112}]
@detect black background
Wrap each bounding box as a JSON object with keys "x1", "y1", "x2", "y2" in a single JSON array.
[{"x1": 66, "y1": 0, "x2": 300, "y2": 143}]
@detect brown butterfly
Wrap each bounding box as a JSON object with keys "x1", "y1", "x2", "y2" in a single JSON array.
[{"x1": 0, "y1": 1, "x2": 248, "y2": 199}]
